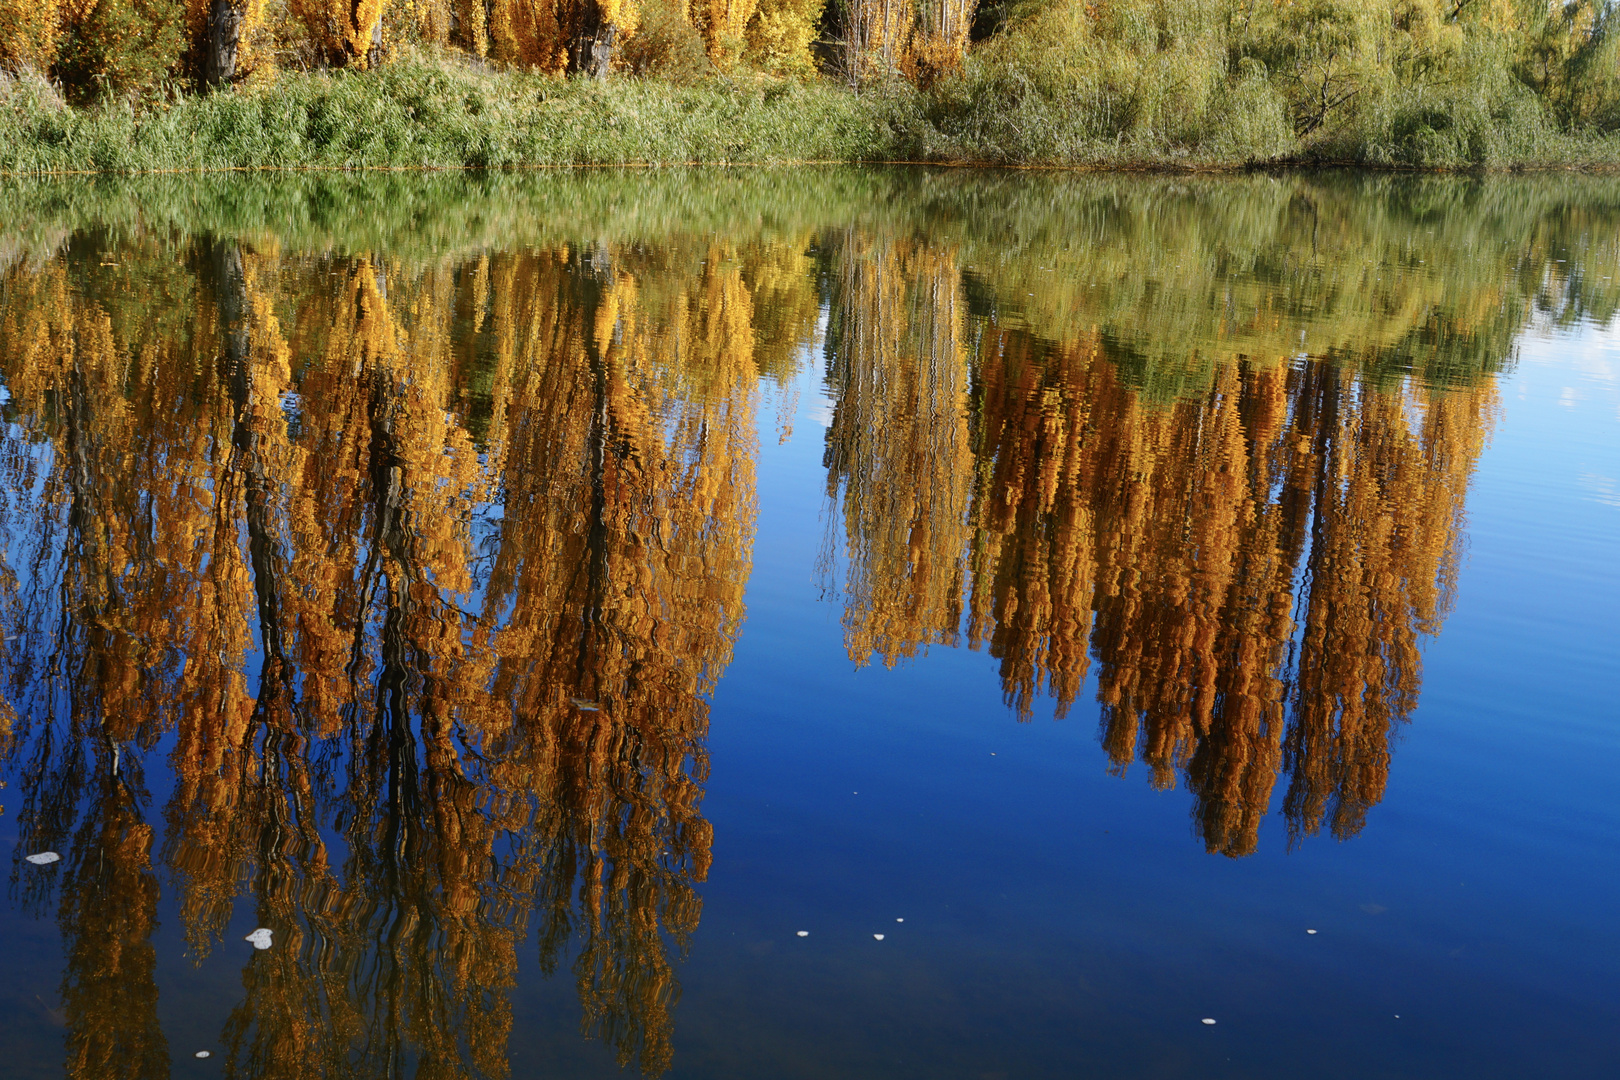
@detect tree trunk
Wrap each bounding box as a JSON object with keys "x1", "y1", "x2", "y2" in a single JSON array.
[
  {"x1": 590, "y1": 25, "x2": 617, "y2": 80},
  {"x1": 204, "y1": 0, "x2": 243, "y2": 88},
  {"x1": 570, "y1": 19, "x2": 617, "y2": 78}
]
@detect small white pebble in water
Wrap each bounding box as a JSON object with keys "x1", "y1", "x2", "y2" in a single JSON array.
[
  {"x1": 873, "y1": 934, "x2": 885, "y2": 941},
  {"x1": 796, "y1": 931, "x2": 809, "y2": 937},
  {"x1": 25, "y1": 852, "x2": 60, "y2": 865},
  {"x1": 1201, "y1": 1018, "x2": 1217, "y2": 1025},
  {"x1": 195, "y1": 1051, "x2": 211, "y2": 1059},
  {"x1": 245, "y1": 928, "x2": 273, "y2": 950},
  {"x1": 1394, "y1": 1015, "x2": 1400, "y2": 1019},
  {"x1": 1306, "y1": 929, "x2": 1318, "y2": 935},
  {"x1": 896, "y1": 918, "x2": 904, "y2": 923}
]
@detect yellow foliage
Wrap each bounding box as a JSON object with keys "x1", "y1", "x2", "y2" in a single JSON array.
[
  {"x1": 489, "y1": 0, "x2": 642, "y2": 72},
  {"x1": 841, "y1": 0, "x2": 972, "y2": 84},
  {"x1": 288, "y1": 0, "x2": 390, "y2": 65},
  {"x1": 743, "y1": 0, "x2": 821, "y2": 74},
  {"x1": 0, "y1": 0, "x2": 60, "y2": 68},
  {"x1": 687, "y1": 0, "x2": 756, "y2": 66}
]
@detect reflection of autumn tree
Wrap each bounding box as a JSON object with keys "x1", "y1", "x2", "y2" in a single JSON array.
[
  {"x1": 0, "y1": 244, "x2": 236, "y2": 854},
  {"x1": 0, "y1": 250, "x2": 214, "y2": 1078},
  {"x1": 1078, "y1": 358, "x2": 1305, "y2": 860},
  {"x1": 820, "y1": 232, "x2": 972, "y2": 667},
  {"x1": 59, "y1": 760, "x2": 169, "y2": 1080},
  {"x1": 471, "y1": 243, "x2": 755, "y2": 1073},
  {"x1": 0, "y1": 230, "x2": 780, "y2": 1076},
  {"x1": 821, "y1": 245, "x2": 1497, "y2": 855},
  {"x1": 1279, "y1": 364, "x2": 1492, "y2": 844},
  {"x1": 960, "y1": 328, "x2": 1104, "y2": 722}
]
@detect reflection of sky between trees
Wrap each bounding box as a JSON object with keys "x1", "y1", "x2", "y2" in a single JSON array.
[
  {"x1": 0, "y1": 173, "x2": 1609, "y2": 1076},
  {"x1": 0, "y1": 199, "x2": 1541, "y2": 852}
]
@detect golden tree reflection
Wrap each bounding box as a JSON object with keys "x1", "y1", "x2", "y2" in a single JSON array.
[
  {"x1": 820, "y1": 247, "x2": 1498, "y2": 857},
  {"x1": 0, "y1": 231, "x2": 787, "y2": 1076},
  {"x1": 0, "y1": 178, "x2": 1558, "y2": 1079}
]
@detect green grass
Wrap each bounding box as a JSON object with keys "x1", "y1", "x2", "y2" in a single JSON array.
[
  {"x1": 0, "y1": 56, "x2": 917, "y2": 174},
  {"x1": 1, "y1": 49, "x2": 1618, "y2": 175}
]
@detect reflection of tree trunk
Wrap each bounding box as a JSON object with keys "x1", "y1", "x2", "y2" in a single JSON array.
[
  {"x1": 355, "y1": 263, "x2": 425, "y2": 865},
  {"x1": 204, "y1": 0, "x2": 243, "y2": 88},
  {"x1": 212, "y1": 242, "x2": 295, "y2": 704},
  {"x1": 354, "y1": 305, "x2": 425, "y2": 1075},
  {"x1": 550, "y1": 255, "x2": 612, "y2": 700},
  {"x1": 62, "y1": 347, "x2": 123, "y2": 762},
  {"x1": 580, "y1": 323, "x2": 611, "y2": 691},
  {"x1": 1282, "y1": 361, "x2": 1341, "y2": 839}
]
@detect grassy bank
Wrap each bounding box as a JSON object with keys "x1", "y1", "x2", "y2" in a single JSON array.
[
  {"x1": 0, "y1": 59, "x2": 914, "y2": 173},
  {"x1": 7, "y1": 0, "x2": 1620, "y2": 173},
  {"x1": 2, "y1": 50, "x2": 1619, "y2": 175}
]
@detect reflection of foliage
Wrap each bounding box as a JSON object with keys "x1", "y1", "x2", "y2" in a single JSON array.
[
  {"x1": 818, "y1": 205, "x2": 1506, "y2": 856},
  {"x1": 0, "y1": 171, "x2": 1610, "y2": 1080},
  {"x1": 11, "y1": 166, "x2": 1613, "y2": 392},
  {"x1": 820, "y1": 230, "x2": 972, "y2": 665},
  {"x1": 0, "y1": 229, "x2": 787, "y2": 1076}
]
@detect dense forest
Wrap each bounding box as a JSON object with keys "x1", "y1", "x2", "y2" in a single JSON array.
[{"x1": 1, "y1": 0, "x2": 1619, "y2": 168}]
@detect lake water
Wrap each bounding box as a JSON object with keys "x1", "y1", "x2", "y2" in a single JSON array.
[{"x1": 0, "y1": 169, "x2": 1615, "y2": 1079}]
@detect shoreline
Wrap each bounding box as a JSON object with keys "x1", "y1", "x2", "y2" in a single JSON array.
[
  {"x1": 5, "y1": 59, "x2": 1619, "y2": 178},
  {"x1": 7, "y1": 158, "x2": 1620, "y2": 180}
]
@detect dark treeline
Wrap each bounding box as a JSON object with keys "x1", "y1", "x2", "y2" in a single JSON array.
[{"x1": 1, "y1": 1, "x2": 1619, "y2": 168}]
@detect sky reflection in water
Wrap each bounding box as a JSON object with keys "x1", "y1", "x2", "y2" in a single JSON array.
[{"x1": 0, "y1": 170, "x2": 1616, "y2": 1079}]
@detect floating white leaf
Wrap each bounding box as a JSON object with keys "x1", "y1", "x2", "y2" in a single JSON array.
[
  {"x1": 195, "y1": 1051, "x2": 211, "y2": 1059},
  {"x1": 796, "y1": 931, "x2": 809, "y2": 937},
  {"x1": 872, "y1": 934, "x2": 885, "y2": 941},
  {"x1": 1201, "y1": 1018, "x2": 1217, "y2": 1025},
  {"x1": 245, "y1": 928, "x2": 273, "y2": 950},
  {"x1": 24, "y1": 852, "x2": 59, "y2": 866}
]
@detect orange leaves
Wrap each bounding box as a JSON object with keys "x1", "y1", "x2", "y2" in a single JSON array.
[
  {"x1": 840, "y1": 0, "x2": 975, "y2": 85},
  {"x1": 0, "y1": 0, "x2": 62, "y2": 68},
  {"x1": 488, "y1": 0, "x2": 644, "y2": 72},
  {"x1": 287, "y1": 0, "x2": 387, "y2": 67}
]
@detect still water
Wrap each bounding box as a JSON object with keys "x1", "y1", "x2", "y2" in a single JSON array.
[{"x1": 0, "y1": 170, "x2": 1615, "y2": 1079}]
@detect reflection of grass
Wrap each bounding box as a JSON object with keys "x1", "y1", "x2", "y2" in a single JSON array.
[{"x1": 3, "y1": 168, "x2": 1616, "y2": 395}]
